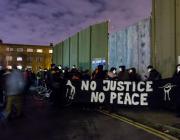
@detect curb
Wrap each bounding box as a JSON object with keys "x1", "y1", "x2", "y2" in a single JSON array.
[
  {"x1": 162, "y1": 125, "x2": 180, "y2": 138},
  {"x1": 99, "y1": 110, "x2": 178, "y2": 140},
  {"x1": 117, "y1": 112, "x2": 180, "y2": 139}
]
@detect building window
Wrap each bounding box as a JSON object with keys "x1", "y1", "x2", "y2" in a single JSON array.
[
  {"x1": 49, "y1": 49, "x2": 53, "y2": 53},
  {"x1": 17, "y1": 65, "x2": 23, "y2": 70},
  {"x1": 7, "y1": 65, "x2": 12, "y2": 69},
  {"x1": 37, "y1": 49, "x2": 43, "y2": 53},
  {"x1": 30, "y1": 57, "x2": 33, "y2": 62},
  {"x1": 6, "y1": 56, "x2": 13, "y2": 61},
  {"x1": 10, "y1": 48, "x2": 14, "y2": 51},
  {"x1": 17, "y1": 57, "x2": 23, "y2": 61},
  {"x1": 17, "y1": 48, "x2": 23, "y2": 52},
  {"x1": 6, "y1": 48, "x2": 10, "y2": 51},
  {"x1": 36, "y1": 57, "x2": 43, "y2": 62},
  {"x1": 40, "y1": 57, "x2": 43, "y2": 62},
  {"x1": 27, "y1": 57, "x2": 33, "y2": 62},
  {"x1": 26, "y1": 66, "x2": 32, "y2": 69},
  {"x1": 27, "y1": 48, "x2": 33, "y2": 52}
]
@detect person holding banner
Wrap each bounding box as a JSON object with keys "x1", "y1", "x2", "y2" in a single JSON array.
[
  {"x1": 128, "y1": 67, "x2": 141, "y2": 82},
  {"x1": 107, "y1": 67, "x2": 118, "y2": 80},
  {"x1": 146, "y1": 65, "x2": 161, "y2": 81},
  {"x1": 92, "y1": 65, "x2": 106, "y2": 80},
  {"x1": 172, "y1": 64, "x2": 180, "y2": 117},
  {"x1": 173, "y1": 64, "x2": 180, "y2": 83},
  {"x1": 117, "y1": 65, "x2": 129, "y2": 81}
]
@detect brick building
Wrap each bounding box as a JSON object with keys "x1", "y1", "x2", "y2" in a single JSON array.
[{"x1": 0, "y1": 41, "x2": 52, "y2": 72}]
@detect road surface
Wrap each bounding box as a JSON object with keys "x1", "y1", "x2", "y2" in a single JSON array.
[{"x1": 0, "y1": 95, "x2": 165, "y2": 140}]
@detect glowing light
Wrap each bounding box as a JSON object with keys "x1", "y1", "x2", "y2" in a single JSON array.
[
  {"x1": 49, "y1": 50, "x2": 53, "y2": 53},
  {"x1": 27, "y1": 48, "x2": 33, "y2": 52},
  {"x1": 7, "y1": 65, "x2": 12, "y2": 69},
  {"x1": 37, "y1": 49, "x2": 43, "y2": 53},
  {"x1": 17, "y1": 65, "x2": 22, "y2": 70},
  {"x1": 17, "y1": 57, "x2": 23, "y2": 61}
]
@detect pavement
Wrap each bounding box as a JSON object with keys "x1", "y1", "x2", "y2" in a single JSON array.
[
  {"x1": 1, "y1": 86, "x2": 180, "y2": 139},
  {"x1": 115, "y1": 107, "x2": 180, "y2": 139},
  {"x1": 0, "y1": 94, "x2": 165, "y2": 140}
]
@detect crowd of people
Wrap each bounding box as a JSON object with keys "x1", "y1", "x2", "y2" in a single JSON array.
[{"x1": 0, "y1": 63, "x2": 180, "y2": 121}]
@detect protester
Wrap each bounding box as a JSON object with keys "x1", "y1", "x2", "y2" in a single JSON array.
[
  {"x1": 91, "y1": 68, "x2": 98, "y2": 79},
  {"x1": 0, "y1": 66, "x2": 25, "y2": 120},
  {"x1": 172, "y1": 64, "x2": 180, "y2": 83},
  {"x1": 46, "y1": 64, "x2": 56, "y2": 89},
  {"x1": 23, "y1": 68, "x2": 34, "y2": 92},
  {"x1": 0, "y1": 68, "x2": 5, "y2": 107},
  {"x1": 46, "y1": 65, "x2": 62, "y2": 106},
  {"x1": 81, "y1": 70, "x2": 91, "y2": 80},
  {"x1": 117, "y1": 65, "x2": 129, "y2": 80},
  {"x1": 172, "y1": 64, "x2": 180, "y2": 117},
  {"x1": 36, "y1": 68, "x2": 44, "y2": 86},
  {"x1": 128, "y1": 67, "x2": 141, "y2": 82},
  {"x1": 93, "y1": 65, "x2": 106, "y2": 80},
  {"x1": 107, "y1": 67, "x2": 118, "y2": 80},
  {"x1": 146, "y1": 65, "x2": 161, "y2": 81}
]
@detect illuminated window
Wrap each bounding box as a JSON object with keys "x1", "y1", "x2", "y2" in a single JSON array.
[
  {"x1": 6, "y1": 48, "x2": 10, "y2": 51},
  {"x1": 17, "y1": 57, "x2": 23, "y2": 61},
  {"x1": 10, "y1": 48, "x2": 14, "y2": 51},
  {"x1": 26, "y1": 66, "x2": 32, "y2": 69},
  {"x1": 37, "y1": 49, "x2": 43, "y2": 53},
  {"x1": 27, "y1": 48, "x2": 33, "y2": 52},
  {"x1": 17, "y1": 48, "x2": 23, "y2": 52},
  {"x1": 17, "y1": 65, "x2": 22, "y2": 70},
  {"x1": 7, "y1": 65, "x2": 12, "y2": 69},
  {"x1": 49, "y1": 49, "x2": 53, "y2": 53},
  {"x1": 6, "y1": 56, "x2": 13, "y2": 61}
]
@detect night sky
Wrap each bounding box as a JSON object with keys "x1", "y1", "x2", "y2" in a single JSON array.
[{"x1": 0, "y1": 0, "x2": 151, "y2": 45}]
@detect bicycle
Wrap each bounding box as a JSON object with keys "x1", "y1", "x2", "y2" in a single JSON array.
[{"x1": 34, "y1": 80, "x2": 52, "y2": 101}]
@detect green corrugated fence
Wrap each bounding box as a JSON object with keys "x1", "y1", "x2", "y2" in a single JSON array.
[{"x1": 53, "y1": 21, "x2": 108, "y2": 71}]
